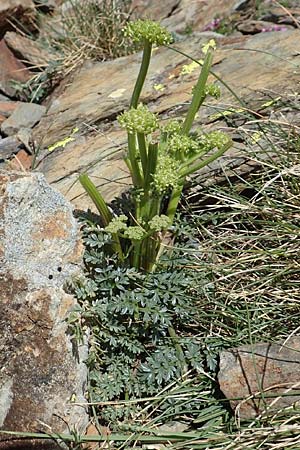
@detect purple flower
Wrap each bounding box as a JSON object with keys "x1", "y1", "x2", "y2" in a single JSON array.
[
  {"x1": 203, "y1": 18, "x2": 221, "y2": 31},
  {"x1": 261, "y1": 24, "x2": 288, "y2": 32}
]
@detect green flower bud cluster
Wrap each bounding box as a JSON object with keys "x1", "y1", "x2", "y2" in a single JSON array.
[
  {"x1": 105, "y1": 215, "x2": 127, "y2": 234},
  {"x1": 124, "y1": 20, "x2": 173, "y2": 46},
  {"x1": 168, "y1": 134, "x2": 199, "y2": 159},
  {"x1": 205, "y1": 130, "x2": 231, "y2": 149},
  {"x1": 124, "y1": 226, "x2": 145, "y2": 241},
  {"x1": 198, "y1": 130, "x2": 231, "y2": 151},
  {"x1": 205, "y1": 83, "x2": 221, "y2": 99},
  {"x1": 161, "y1": 119, "x2": 183, "y2": 136},
  {"x1": 148, "y1": 214, "x2": 171, "y2": 231},
  {"x1": 153, "y1": 154, "x2": 179, "y2": 193},
  {"x1": 106, "y1": 215, "x2": 145, "y2": 241},
  {"x1": 118, "y1": 104, "x2": 159, "y2": 134}
]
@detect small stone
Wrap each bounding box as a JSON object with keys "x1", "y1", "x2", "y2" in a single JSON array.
[
  {"x1": 1, "y1": 103, "x2": 46, "y2": 136},
  {"x1": 0, "y1": 135, "x2": 23, "y2": 160},
  {"x1": 218, "y1": 337, "x2": 300, "y2": 419}
]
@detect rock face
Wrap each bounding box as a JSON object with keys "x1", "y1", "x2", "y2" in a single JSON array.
[
  {"x1": 1, "y1": 103, "x2": 46, "y2": 136},
  {"x1": 0, "y1": 40, "x2": 32, "y2": 97},
  {"x1": 32, "y1": 29, "x2": 300, "y2": 210},
  {"x1": 218, "y1": 337, "x2": 300, "y2": 419},
  {"x1": 0, "y1": 171, "x2": 88, "y2": 448}
]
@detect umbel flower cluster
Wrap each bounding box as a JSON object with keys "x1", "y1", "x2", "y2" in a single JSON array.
[
  {"x1": 124, "y1": 19, "x2": 173, "y2": 46},
  {"x1": 80, "y1": 19, "x2": 232, "y2": 271},
  {"x1": 117, "y1": 107, "x2": 230, "y2": 195}
]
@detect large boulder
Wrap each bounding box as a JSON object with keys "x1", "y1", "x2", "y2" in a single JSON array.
[
  {"x1": 218, "y1": 337, "x2": 300, "y2": 419},
  {"x1": 0, "y1": 171, "x2": 88, "y2": 449}
]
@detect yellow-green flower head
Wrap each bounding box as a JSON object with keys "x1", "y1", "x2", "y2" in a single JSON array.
[
  {"x1": 153, "y1": 154, "x2": 179, "y2": 193},
  {"x1": 148, "y1": 214, "x2": 171, "y2": 231},
  {"x1": 202, "y1": 39, "x2": 217, "y2": 55},
  {"x1": 124, "y1": 20, "x2": 173, "y2": 46},
  {"x1": 161, "y1": 119, "x2": 183, "y2": 136},
  {"x1": 198, "y1": 131, "x2": 230, "y2": 150},
  {"x1": 168, "y1": 134, "x2": 199, "y2": 159},
  {"x1": 105, "y1": 215, "x2": 128, "y2": 234},
  {"x1": 124, "y1": 226, "x2": 145, "y2": 241},
  {"x1": 118, "y1": 104, "x2": 159, "y2": 134},
  {"x1": 205, "y1": 83, "x2": 221, "y2": 99}
]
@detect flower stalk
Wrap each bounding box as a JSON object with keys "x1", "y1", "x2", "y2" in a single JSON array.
[{"x1": 80, "y1": 20, "x2": 232, "y2": 272}]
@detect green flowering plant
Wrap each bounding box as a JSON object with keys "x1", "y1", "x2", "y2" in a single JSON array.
[{"x1": 80, "y1": 20, "x2": 232, "y2": 272}]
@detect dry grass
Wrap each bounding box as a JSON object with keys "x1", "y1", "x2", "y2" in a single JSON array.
[{"x1": 40, "y1": 0, "x2": 133, "y2": 76}]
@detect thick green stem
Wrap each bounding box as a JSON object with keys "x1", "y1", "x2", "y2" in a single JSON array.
[
  {"x1": 166, "y1": 183, "x2": 184, "y2": 223},
  {"x1": 137, "y1": 132, "x2": 148, "y2": 177},
  {"x1": 182, "y1": 50, "x2": 213, "y2": 136},
  {"x1": 79, "y1": 174, "x2": 124, "y2": 261},
  {"x1": 79, "y1": 174, "x2": 112, "y2": 226},
  {"x1": 127, "y1": 132, "x2": 143, "y2": 187},
  {"x1": 130, "y1": 40, "x2": 152, "y2": 109},
  {"x1": 144, "y1": 142, "x2": 158, "y2": 190}
]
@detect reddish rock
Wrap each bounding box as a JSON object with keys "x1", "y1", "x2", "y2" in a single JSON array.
[
  {"x1": 6, "y1": 149, "x2": 33, "y2": 171},
  {"x1": 0, "y1": 101, "x2": 19, "y2": 118},
  {"x1": 0, "y1": 40, "x2": 32, "y2": 97},
  {"x1": 4, "y1": 31, "x2": 55, "y2": 68},
  {"x1": 218, "y1": 337, "x2": 300, "y2": 419}
]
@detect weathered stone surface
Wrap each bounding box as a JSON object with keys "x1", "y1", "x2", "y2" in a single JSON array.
[
  {"x1": 0, "y1": 135, "x2": 23, "y2": 159},
  {"x1": 0, "y1": 171, "x2": 88, "y2": 447},
  {"x1": 131, "y1": 0, "x2": 241, "y2": 33},
  {"x1": 236, "y1": 20, "x2": 292, "y2": 34},
  {"x1": 4, "y1": 31, "x2": 56, "y2": 67},
  {"x1": 32, "y1": 30, "x2": 300, "y2": 211},
  {"x1": 218, "y1": 337, "x2": 300, "y2": 419},
  {"x1": 0, "y1": 40, "x2": 32, "y2": 97},
  {"x1": 1, "y1": 103, "x2": 46, "y2": 136},
  {"x1": 261, "y1": 6, "x2": 300, "y2": 26},
  {"x1": 0, "y1": 0, "x2": 35, "y2": 35}
]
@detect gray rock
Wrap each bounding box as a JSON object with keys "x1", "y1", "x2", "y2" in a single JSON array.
[
  {"x1": 0, "y1": 171, "x2": 88, "y2": 448},
  {"x1": 0, "y1": 135, "x2": 23, "y2": 160},
  {"x1": 218, "y1": 337, "x2": 300, "y2": 419},
  {"x1": 1, "y1": 103, "x2": 46, "y2": 137}
]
